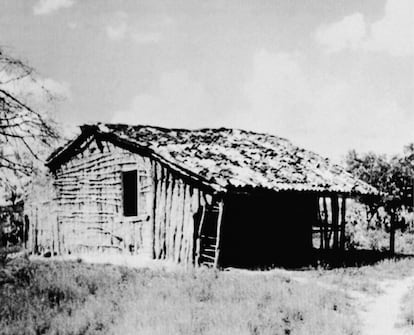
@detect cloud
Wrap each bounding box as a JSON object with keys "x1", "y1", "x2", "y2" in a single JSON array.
[
  {"x1": 111, "y1": 49, "x2": 412, "y2": 159},
  {"x1": 106, "y1": 11, "x2": 128, "y2": 40},
  {"x1": 106, "y1": 22, "x2": 128, "y2": 40},
  {"x1": 112, "y1": 71, "x2": 213, "y2": 127},
  {"x1": 242, "y1": 50, "x2": 315, "y2": 135},
  {"x1": 105, "y1": 11, "x2": 163, "y2": 44},
  {"x1": 131, "y1": 32, "x2": 162, "y2": 44},
  {"x1": 68, "y1": 22, "x2": 78, "y2": 30},
  {"x1": 315, "y1": 13, "x2": 366, "y2": 53},
  {"x1": 105, "y1": 11, "x2": 167, "y2": 44},
  {"x1": 243, "y1": 49, "x2": 413, "y2": 158},
  {"x1": 315, "y1": 0, "x2": 414, "y2": 56},
  {"x1": 0, "y1": 72, "x2": 71, "y2": 108},
  {"x1": 366, "y1": 0, "x2": 414, "y2": 56},
  {"x1": 33, "y1": 0, "x2": 75, "y2": 16}
]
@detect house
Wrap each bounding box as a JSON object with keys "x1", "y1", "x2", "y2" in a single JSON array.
[{"x1": 28, "y1": 123, "x2": 377, "y2": 268}]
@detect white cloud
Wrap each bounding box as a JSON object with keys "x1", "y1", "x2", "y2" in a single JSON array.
[
  {"x1": 243, "y1": 49, "x2": 413, "y2": 159},
  {"x1": 112, "y1": 71, "x2": 212, "y2": 127},
  {"x1": 131, "y1": 32, "x2": 162, "y2": 44},
  {"x1": 33, "y1": 0, "x2": 75, "y2": 16},
  {"x1": 106, "y1": 11, "x2": 128, "y2": 40},
  {"x1": 315, "y1": 13, "x2": 366, "y2": 53},
  {"x1": 243, "y1": 50, "x2": 313, "y2": 133},
  {"x1": 315, "y1": 0, "x2": 414, "y2": 56},
  {"x1": 366, "y1": 0, "x2": 414, "y2": 56},
  {"x1": 111, "y1": 49, "x2": 412, "y2": 159},
  {"x1": 0, "y1": 72, "x2": 71, "y2": 107},
  {"x1": 68, "y1": 22, "x2": 78, "y2": 30},
  {"x1": 106, "y1": 22, "x2": 128, "y2": 40},
  {"x1": 105, "y1": 12, "x2": 163, "y2": 44}
]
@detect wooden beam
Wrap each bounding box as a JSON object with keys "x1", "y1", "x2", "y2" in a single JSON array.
[
  {"x1": 339, "y1": 196, "x2": 346, "y2": 250},
  {"x1": 331, "y1": 194, "x2": 339, "y2": 249},
  {"x1": 322, "y1": 197, "x2": 329, "y2": 249},
  {"x1": 151, "y1": 160, "x2": 157, "y2": 259},
  {"x1": 318, "y1": 198, "x2": 324, "y2": 250},
  {"x1": 214, "y1": 200, "x2": 225, "y2": 268}
]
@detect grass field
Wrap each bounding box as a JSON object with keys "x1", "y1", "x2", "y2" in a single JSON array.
[
  {"x1": 309, "y1": 257, "x2": 414, "y2": 295},
  {"x1": 0, "y1": 256, "x2": 360, "y2": 335},
  {"x1": 1, "y1": 252, "x2": 414, "y2": 335}
]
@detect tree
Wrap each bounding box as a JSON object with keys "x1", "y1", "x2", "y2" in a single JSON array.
[
  {"x1": 0, "y1": 48, "x2": 60, "y2": 201},
  {"x1": 345, "y1": 147, "x2": 414, "y2": 216},
  {"x1": 345, "y1": 147, "x2": 414, "y2": 253}
]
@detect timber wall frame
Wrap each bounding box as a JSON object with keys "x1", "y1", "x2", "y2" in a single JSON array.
[
  {"x1": 315, "y1": 194, "x2": 348, "y2": 251},
  {"x1": 31, "y1": 135, "x2": 226, "y2": 266}
]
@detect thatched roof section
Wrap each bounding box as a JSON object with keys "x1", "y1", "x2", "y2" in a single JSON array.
[{"x1": 47, "y1": 123, "x2": 378, "y2": 195}]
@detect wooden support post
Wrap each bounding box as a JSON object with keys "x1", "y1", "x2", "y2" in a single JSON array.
[
  {"x1": 318, "y1": 198, "x2": 324, "y2": 250},
  {"x1": 322, "y1": 197, "x2": 329, "y2": 249},
  {"x1": 331, "y1": 194, "x2": 339, "y2": 249},
  {"x1": 340, "y1": 196, "x2": 346, "y2": 250},
  {"x1": 151, "y1": 161, "x2": 158, "y2": 259},
  {"x1": 214, "y1": 200, "x2": 225, "y2": 268}
]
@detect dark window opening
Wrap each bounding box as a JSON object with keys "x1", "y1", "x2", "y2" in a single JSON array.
[{"x1": 122, "y1": 170, "x2": 138, "y2": 216}]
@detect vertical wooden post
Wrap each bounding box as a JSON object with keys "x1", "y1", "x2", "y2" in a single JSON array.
[
  {"x1": 318, "y1": 198, "x2": 324, "y2": 250},
  {"x1": 322, "y1": 197, "x2": 329, "y2": 249},
  {"x1": 331, "y1": 194, "x2": 339, "y2": 249},
  {"x1": 340, "y1": 196, "x2": 346, "y2": 250},
  {"x1": 214, "y1": 199, "x2": 225, "y2": 268},
  {"x1": 135, "y1": 167, "x2": 141, "y2": 255},
  {"x1": 151, "y1": 161, "x2": 157, "y2": 259}
]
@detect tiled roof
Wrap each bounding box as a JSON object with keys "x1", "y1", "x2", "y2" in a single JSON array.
[{"x1": 47, "y1": 123, "x2": 378, "y2": 195}]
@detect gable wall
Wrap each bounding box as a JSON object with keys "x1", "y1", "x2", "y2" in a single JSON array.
[
  {"x1": 52, "y1": 139, "x2": 154, "y2": 256},
  {"x1": 34, "y1": 138, "x2": 215, "y2": 265}
]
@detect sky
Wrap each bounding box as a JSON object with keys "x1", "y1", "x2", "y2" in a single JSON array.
[{"x1": 0, "y1": 0, "x2": 413, "y2": 162}]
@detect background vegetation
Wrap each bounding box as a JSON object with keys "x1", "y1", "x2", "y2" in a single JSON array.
[{"x1": 345, "y1": 145, "x2": 414, "y2": 253}]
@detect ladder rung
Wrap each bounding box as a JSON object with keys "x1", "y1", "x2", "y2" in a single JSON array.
[
  {"x1": 201, "y1": 254, "x2": 215, "y2": 260},
  {"x1": 201, "y1": 235, "x2": 216, "y2": 240}
]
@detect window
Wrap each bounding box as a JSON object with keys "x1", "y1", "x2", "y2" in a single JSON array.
[{"x1": 122, "y1": 170, "x2": 138, "y2": 216}]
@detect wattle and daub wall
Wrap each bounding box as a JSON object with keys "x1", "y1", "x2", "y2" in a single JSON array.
[{"x1": 34, "y1": 138, "x2": 216, "y2": 265}]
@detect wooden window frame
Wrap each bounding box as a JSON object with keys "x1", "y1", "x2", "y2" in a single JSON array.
[{"x1": 121, "y1": 167, "x2": 139, "y2": 218}]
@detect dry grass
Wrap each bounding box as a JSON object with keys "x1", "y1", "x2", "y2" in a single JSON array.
[
  {"x1": 309, "y1": 258, "x2": 414, "y2": 296},
  {"x1": 0, "y1": 257, "x2": 359, "y2": 335}
]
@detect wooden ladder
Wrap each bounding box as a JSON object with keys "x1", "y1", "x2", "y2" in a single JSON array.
[{"x1": 198, "y1": 204, "x2": 220, "y2": 267}]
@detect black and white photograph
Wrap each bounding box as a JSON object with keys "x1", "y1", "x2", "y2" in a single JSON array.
[{"x1": 0, "y1": 0, "x2": 413, "y2": 334}]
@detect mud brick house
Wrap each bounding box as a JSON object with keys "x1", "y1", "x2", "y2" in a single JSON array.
[{"x1": 28, "y1": 123, "x2": 377, "y2": 268}]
